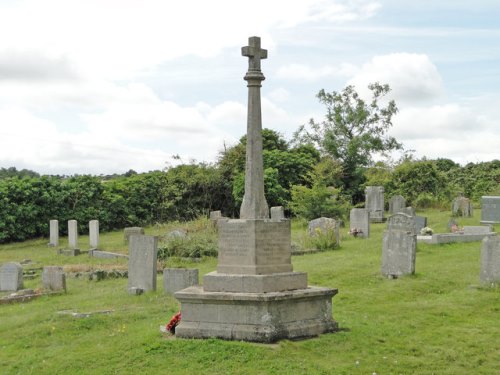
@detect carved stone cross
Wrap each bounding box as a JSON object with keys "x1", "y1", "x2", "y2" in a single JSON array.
[{"x1": 242, "y1": 36, "x2": 267, "y2": 72}]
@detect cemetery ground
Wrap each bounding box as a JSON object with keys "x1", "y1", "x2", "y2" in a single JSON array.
[{"x1": 0, "y1": 210, "x2": 499, "y2": 374}]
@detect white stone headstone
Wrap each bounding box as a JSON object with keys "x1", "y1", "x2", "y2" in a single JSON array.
[
  {"x1": 89, "y1": 220, "x2": 99, "y2": 249},
  {"x1": 49, "y1": 219, "x2": 59, "y2": 247},
  {"x1": 68, "y1": 220, "x2": 78, "y2": 249},
  {"x1": 0, "y1": 262, "x2": 23, "y2": 291},
  {"x1": 480, "y1": 236, "x2": 500, "y2": 285}
]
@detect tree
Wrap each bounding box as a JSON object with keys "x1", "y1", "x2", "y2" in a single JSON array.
[{"x1": 294, "y1": 83, "x2": 401, "y2": 203}]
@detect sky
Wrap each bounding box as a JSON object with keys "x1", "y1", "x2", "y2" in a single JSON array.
[{"x1": 0, "y1": 0, "x2": 499, "y2": 175}]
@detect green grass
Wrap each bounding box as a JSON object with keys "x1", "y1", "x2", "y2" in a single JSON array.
[{"x1": 1, "y1": 210, "x2": 499, "y2": 374}]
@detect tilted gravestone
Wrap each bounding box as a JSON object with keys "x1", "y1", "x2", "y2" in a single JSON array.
[
  {"x1": 89, "y1": 220, "x2": 99, "y2": 249},
  {"x1": 49, "y1": 219, "x2": 59, "y2": 247},
  {"x1": 365, "y1": 186, "x2": 385, "y2": 222},
  {"x1": 0, "y1": 262, "x2": 24, "y2": 291},
  {"x1": 480, "y1": 236, "x2": 500, "y2": 285},
  {"x1": 308, "y1": 217, "x2": 340, "y2": 246},
  {"x1": 163, "y1": 268, "x2": 199, "y2": 294},
  {"x1": 481, "y1": 196, "x2": 500, "y2": 224},
  {"x1": 349, "y1": 208, "x2": 370, "y2": 238},
  {"x1": 174, "y1": 37, "x2": 338, "y2": 343},
  {"x1": 127, "y1": 235, "x2": 158, "y2": 294},
  {"x1": 381, "y1": 213, "x2": 417, "y2": 278},
  {"x1": 42, "y1": 266, "x2": 66, "y2": 292},
  {"x1": 124, "y1": 227, "x2": 145, "y2": 243},
  {"x1": 452, "y1": 196, "x2": 473, "y2": 217},
  {"x1": 389, "y1": 195, "x2": 406, "y2": 214}
]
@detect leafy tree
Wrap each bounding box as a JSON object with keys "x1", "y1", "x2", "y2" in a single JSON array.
[{"x1": 294, "y1": 83, "x2": 401, "y2": 203}]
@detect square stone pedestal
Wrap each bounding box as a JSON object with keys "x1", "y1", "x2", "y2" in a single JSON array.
[{"x1": 174, "y1": 286, "x2": 338, "y2": 343}]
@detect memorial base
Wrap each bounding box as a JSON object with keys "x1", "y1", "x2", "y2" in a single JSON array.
[{"x1": 174, "y1": 286, "x2": 338, "y2": 343}]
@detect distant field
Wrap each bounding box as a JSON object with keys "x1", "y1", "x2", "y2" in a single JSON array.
[{"x1": 1, "y1": 209, "x2": 499, "y2": 374}]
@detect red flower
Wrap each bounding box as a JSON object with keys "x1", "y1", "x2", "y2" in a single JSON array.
[{"x1": 166, "y1": 312, "x2": 182, "y2": 334}]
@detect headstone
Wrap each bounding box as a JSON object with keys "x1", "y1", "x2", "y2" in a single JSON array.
[
  {"x1": 349, "y1": 208, "x2": 370, "y2": 238},
  {"x1": 89, "y1": 220, "x2": 99, "y2": 249},
  {"x1": 68, "y1": 220, "x2": 79, "y2": 250},
  {"x1": 163, "y1": 268, "x2": 199, "y2": 294},
  {"x1": 0, "y1": 262, "x2": 23, "y2": 291},
  {"x1": 452, "y1": 195, "x2": 473, "y2": 217},
  {"x1": 127, "y1": 235, "x2": 158, "y2": 294},
  {"x1": 481, "y1": 196, "x2": 500, "y2": 224},
  {"x1": 480, "y1": 236, "x2": 500, "y2": 285},
  {"x1": 49, "y1": 219, "x2": 59, "y2": 247},
  {"x1": 365, "y1": 186, "x2": 385, "y2": 222},
  {"x1": 401, "y1": 207, "x2": 416, "y2": 217},
  {"x1": 174, "y1": 36, "x2": 338, "y2": 343},
  {"x1": 42, "y1": 266, "x2": 66, "y2": 292},
  {"x1": 209, "y1": 210, "x2": 222, "y2": 221},
  {"x1": 270, "y1": 206, "x2": 285, "y2": 221},
  {"x1": 381, "y1": 213, "x2": 417, "y2": 278},
  {"x1": 308, "y1": 217, "x2": 340, "y2": 246},
  {"x1": 414, "y1": 215, "x2": 427, "y2": 234},
  {"x1": 124, "y1": 227, "x2": 145, "y2": 243},
  {"x1": 389, "y1": 195, "x2": 406, "y2": 214}
]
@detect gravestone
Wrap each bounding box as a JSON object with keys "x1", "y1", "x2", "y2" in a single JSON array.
[
  {"x1": 365, "y1": 186, "x2": 385, "y2": 222},
  {"x1": 349, "y1": 208, "x2": 370, "y2": 238},
  {"x1": 68, "y1": 220, "x2": 79, "y2": 250},
  {"x1": 210, "y1": 210, "x2": 222, "y2": 222},
  {"x1": 401, "y1": 207, "x2": 416, "y2": 217},
  {"x1": 270, "y1": 206, "x2": 285, "y2": 221},
  {"x1": 42, "y1": 266, "x2": 66, "y2": 292},
  {"x1": 49, "y1": 219, "x2": 59, "y2": 247},
  {"x1": 308, "y1": 217, "x2": 340, "y2": 246},
  {"x1": 463, "y1": 225, "x2": 493, "y2": 235},
  {"x1": 480, "y1": 236, "x2": 500, "y2": 285},
  {"x1": 481, "y1": 196, "x2": 500, "y2": 224},
  {"x1": 89, "y1": 220, "x2": 99, "y2": 249},
  {"x1": 389, "y1": 195, "x2": 406, "y2": 214},
  {"x1": 381, "y1": 213, "x2": 417, "y2": 278},
  {"x1": 127, "y1": 235, "x2": 158, "y2": 294},
  {"x1": 163, "y1": 268, "x2": 199, "y2": 294},
  {"x1": 0, "y1": 262, "x2": 23, "y2": 291},
  {"x1": 414, "y1": 215, "x2": 427, "y2": 234},
  {"x1": 124, "y1": 227, "x2": 145, "y2": 243},
  {"x1": 174, "y1": 37, "x2": 338, "y2": 343},
  {"x1": 452, "y1": 195, "x2": 473, "y2": 217}
]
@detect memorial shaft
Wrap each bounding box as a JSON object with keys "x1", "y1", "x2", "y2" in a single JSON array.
[{"x1": 240, "y1": 36, "x2": 269, "y2": 219}]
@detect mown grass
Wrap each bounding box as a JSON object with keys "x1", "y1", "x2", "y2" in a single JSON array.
[{"x1": 0, "y1": 209, "x2": 499, "y2": 374}]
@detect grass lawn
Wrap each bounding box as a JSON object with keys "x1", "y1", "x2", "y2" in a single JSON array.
[{"x1": 0, "y1": 210, "x2": 499, "y2": 374}]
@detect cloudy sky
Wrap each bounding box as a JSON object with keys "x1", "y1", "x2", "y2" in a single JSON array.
[{"x1": 0, "y1": 0, "x2": 499, "y2": 175}]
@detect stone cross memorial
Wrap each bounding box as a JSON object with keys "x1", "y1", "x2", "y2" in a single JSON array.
[
  {"x1": 174, "y1": 37, "x2": 338, "y2": 343},
  {"x1": 381, "y1": 213, "x2": 417, "y2": 278}
]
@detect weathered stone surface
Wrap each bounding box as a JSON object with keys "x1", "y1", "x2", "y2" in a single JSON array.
[
  {"x1": 349, "y1": 208, "x2": 370, "y2": 238},
  {"x1": 210, "y1": 210, "x2": 222, "y2": 221},
  {"x1": 89, "y1": 220, "x2": 99, "y2": 249},
  {"x1": 163, "y1": 268, "x2": 199, "y2": 294},
  {"x1": 0, "y1": 262, "x2": 23, "y2": 291},
  {"x1": 463, "y1": 225, "x2": 493, "y2": 235},
  {"x1": 401, "y1": 207, "x2": 416, "y2": 217},
  {"x1": 452, "y1": 195, "x2": 473, "y2": 217},
  {"x1": 42, "y1": 266, "x2": 66, "y2": 292},
  {"x1": 415, "y1": 215, "x2": 427, "y2": 234},
  {"x1": 124, "y1": 227, "x2": 145, "y2": 243},
  {"x1": 127, "y1": 235, "x2": 158, "y2": 292},
  {"x1": 270, "y1": 206, "x2": 285, "y2": 221},
  {"x1": 203, "y1": 271, "x2": 307, "y2": 293},
  {"x1": 381, "y1": 214, "x2": 417, "y2": 277},
  {"x1": 428, "y1": 232, "x2": 496, "y2": 244},
  {"x1": 481, "y1": 196, "x2": 500, "y2": 224},
  {"x1": 175, "y1": 286, "x2": 338, "y2": 343},
  {"x1": 49, "y1": 220, "x2": 59, "y2": 247},
  {"x1": 217, "y1": 219, "x2": 292, "y2": 275},
  {"x1": 365, "y1": 186, "x2": 385, "y2": 222},
  {"x1": 480, "y1": 236, "x2": 500, "y2": 285},
  {"x1": 239, "y1": 36, "x2": 269, "y2": 220},
  {"x1": 389, "y1": 195, "x2": 406, "y2": 214},
  {"x1": 308, "y1": 217, "x2": 340, "y2": 246},
  {"x1": 68, "y1": 220, "x2": 78, "y2": 250}
]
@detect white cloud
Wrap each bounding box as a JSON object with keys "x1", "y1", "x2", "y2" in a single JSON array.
[{"x1": 348, "y1": 53, "x2": 443, "y2": 102}]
